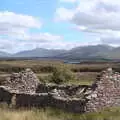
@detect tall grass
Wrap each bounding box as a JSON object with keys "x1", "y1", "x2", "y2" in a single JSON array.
[{"x1": 1, "y1": 107, "x2": 120, "y2": 120}]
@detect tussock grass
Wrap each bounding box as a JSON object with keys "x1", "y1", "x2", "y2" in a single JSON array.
[
  {"x1": 0, "y1": 60, "x2": 120, "y2": 120},
  {"x1": 0, "y1": 108, "x2": 58, "y2": 120},
  {"x1": 1, "y1": 107, "x2": 120, "y2": 120}
]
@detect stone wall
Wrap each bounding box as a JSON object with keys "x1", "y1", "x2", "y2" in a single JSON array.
[
  {"x1": 1, "y1": 68, "x2": 120, "y2": 113},
  {"x1": 0, "y1": 85, "x2": 89, "y2": 113},
  {"x1": 86, "y1": 68, "x2": 120, "y2": 112},
  {"x1": 15, "y1": 93, "x2": 49, "y2": 108},
  {"x1": 3, "y1": 68, "x2": 40, "y2": 93},
  {"x1": 49, "y1": 94, "x2": 86, "y2": 113},
  {"x1": 15, "y1": 92, "x2": 87, "y2": 113},
  {"x1": 0, "y1": 86, "x2": 88, "y2": 113},
  {"x1": 0, "y1": 86, "x2": 12, "y2": 105}
]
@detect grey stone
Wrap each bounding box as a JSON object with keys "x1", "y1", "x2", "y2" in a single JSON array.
[{"x1": 1, "y1": 68, "x2": 120, "y2": 113}]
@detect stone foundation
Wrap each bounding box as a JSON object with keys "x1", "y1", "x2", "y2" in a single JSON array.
[
  {"x1": 0, "y1": 85, "x2": 89, "y2": 113},
  {"x1": 1, "y1": 68, "x2": 120, "y2": 113}
]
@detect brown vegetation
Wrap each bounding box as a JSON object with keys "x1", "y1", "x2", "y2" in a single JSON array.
[{"x1": 0, "y1": 60, "x2": 120, "y2": 119}]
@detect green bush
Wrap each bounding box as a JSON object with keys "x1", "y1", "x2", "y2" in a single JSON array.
[{"x1": 50, "y1": 66, "x2": 75, "y2": 84}]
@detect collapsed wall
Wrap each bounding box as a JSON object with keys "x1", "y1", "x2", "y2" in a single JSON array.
[
  {"x1": 1, "y1": 68, "x2": 120, "y2": 113},
  {"x1": 3, "y1": 68, "x2": 40, "y2": 93},
  {"x1": 86, "y1": 68, "x2": 120, "y2": 112},
  {"x1": 0, "y1": 68, "x2": 90, "y2": 113}
]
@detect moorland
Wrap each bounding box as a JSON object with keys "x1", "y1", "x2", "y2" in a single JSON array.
[{"x1": 0, "y1": 59, "x2": 120, "y2": 120}]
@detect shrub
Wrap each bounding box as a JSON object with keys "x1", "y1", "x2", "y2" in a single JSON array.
[{"x1": 50, "y1": 65, "x2": 75, "y2": 84}]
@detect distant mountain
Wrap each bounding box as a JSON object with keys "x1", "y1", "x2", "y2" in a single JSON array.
[
  {"x1": 55, "y1": 45, "x2": 114, "y2": 60},
  {"x1": 2, "y1": 45, "x2": 120, "y2": 60},
  {"x1": 0, "y1": 51, "x2": 11, "y2": 57},
  {"x1": 13, "y1": 48, "x2": 67, "y2": 57},
  {"x1": 104, "y1": 47, "x2": 120, "y2": 59}
]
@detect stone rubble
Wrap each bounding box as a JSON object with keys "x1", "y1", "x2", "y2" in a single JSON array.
[
  {"x1": 0, "y1": 68, "x2": 120, "y2": 113},
  {"x1": 3, "y1": 68, "x2": 40, "y2": 93}
]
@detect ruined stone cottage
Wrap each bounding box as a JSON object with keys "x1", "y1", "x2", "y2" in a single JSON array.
[{"x1": 0, "y1": 68, "x2": 120, "y2": 113}]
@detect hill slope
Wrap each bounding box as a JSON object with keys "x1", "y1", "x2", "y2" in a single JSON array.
[
  {"x1": 0, "y1": 51, "x2": 11, "y2": 57},
  {"x1": 14, "y1": 48, "x2": 67, "y2": 57},
  {"x1": 55, "y1": 45, "x2": 114, "y2": 60},
  {"x1": 2, "y1": 45, "x2": 120, "y2": 60}
]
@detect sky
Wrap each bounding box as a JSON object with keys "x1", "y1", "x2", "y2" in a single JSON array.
[{"x1": 0, "y1": 0, "x2": 120, "y2": 53}]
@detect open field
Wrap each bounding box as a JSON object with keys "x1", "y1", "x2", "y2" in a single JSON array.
[
  {"x1": 0, "y1": 60, "x2": 119, "y2": 85},
  {"x1": 0, "y1": 60, "x2": 106, "y2": 85},
  {"x1": 0, "y1": 60, "x2": 119, "y2": 73}
]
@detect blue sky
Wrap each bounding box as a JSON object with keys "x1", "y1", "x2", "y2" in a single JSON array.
[{"x1": 0, "y1": 0, "x2": 120, "y2": 53}]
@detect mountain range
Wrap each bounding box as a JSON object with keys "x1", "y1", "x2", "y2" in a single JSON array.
[{"x1": 1, "y1": 45, "x2": 120, "y2": 60}]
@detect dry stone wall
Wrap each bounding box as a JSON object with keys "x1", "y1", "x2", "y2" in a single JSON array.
[
  {"x1": 86, "y1": 68, "x2": 120, "y2": 112},
  {"x1": 3, "y1": 68, "x2": 40, "y2": 93},
  {"x1": 0, "y1": 86, "x2": 12, "y2": 105},
  {"x1": 1, "y1": 68, "x2": 120, "y2": 113},
  {"x1": 15, "y1": 93, "x2": 49, "y2": 108}
]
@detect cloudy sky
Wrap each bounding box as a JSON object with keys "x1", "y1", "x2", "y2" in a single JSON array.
[{"x1": 0, "y1": 0, "x2": 120, "y2": 53}]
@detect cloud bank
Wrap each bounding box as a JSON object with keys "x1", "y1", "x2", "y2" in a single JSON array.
[
  {"x1": 1, "y1": 0, "x2": 120, "y2": 53},
  {"x1": 0, "y1": 11, "x2": 65, "y2": 52},
  {"x1": 56, "y1": 0, "x2": 120, "y2": 45}
]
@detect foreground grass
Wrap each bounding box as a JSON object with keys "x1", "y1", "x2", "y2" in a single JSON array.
[{"x1": 1, "y1": 107, "x2": 120, "y2": 120}]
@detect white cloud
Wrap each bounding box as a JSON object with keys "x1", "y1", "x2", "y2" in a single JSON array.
[
  {"x1": 0, "y1": 11, "x2": 43, "y2": 41},
  {"x1": 0, "y1": 37, "x2": 99, "y2": 53},
  {"x1": 27, "y1": 33, "x2": 62, "y2": 42},
  {"x1": 0, "y1": 11, "x2": 41, "y2": 28},
  {"x1": 60, "y1": 0, "x2": 77, "y2": 3},
  {"x1": 0, "y1": 31, "x2": 63, "y2": 53},
  {"x1": 56, "y1": 0, "x2": 120, "y2": 45},
  {"x1": 0, "y1": 11, "x2": 65, "y2": 52},
  {"x1": 101, "y1": 33, "x2": 120, "y2": 45},
  {"x1": 4, "y1": 31, "x2": 62, "y2": 42},
  {"x1": 55, "y1": 7, "x2": 75, "y2": 21}
]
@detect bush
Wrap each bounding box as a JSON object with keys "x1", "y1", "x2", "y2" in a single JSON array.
[{"x1": 50, "y1": 66, "x2": 75, "y2": 84}]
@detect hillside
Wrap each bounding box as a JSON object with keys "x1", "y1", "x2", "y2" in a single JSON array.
[
  {"x1": 13, "y1": 48, "x2": 67, "y2": 58},
  {"x1": 0, "y1": 51, "x2": 11, "y2": 57},
  {"x1": 55, "y1": 45, "x2": 114, "y2": 60},
  {"x1": 2, "y1": 45, "x2": 120, "y2": 60}
]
